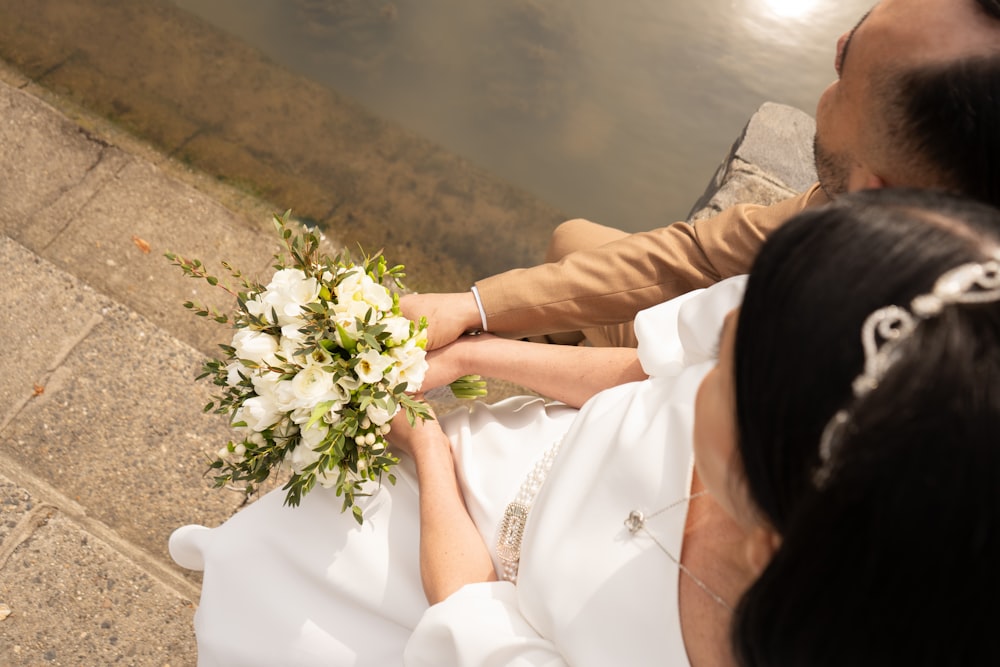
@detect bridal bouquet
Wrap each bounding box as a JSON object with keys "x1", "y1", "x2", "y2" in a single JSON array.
[{"x1": 167, "y1": 212, "x2": 485, "y2": 523}]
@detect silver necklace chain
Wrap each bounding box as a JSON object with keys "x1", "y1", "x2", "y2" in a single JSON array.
[{"x1": 625, "y1": 491, "x2": 732, "y2": 611}]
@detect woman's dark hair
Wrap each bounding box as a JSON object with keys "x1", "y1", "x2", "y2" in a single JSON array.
[{"x1": 732, "y1": 188, "x2": 1000, "y2": 665}]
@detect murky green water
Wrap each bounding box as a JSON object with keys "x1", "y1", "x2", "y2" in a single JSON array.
[{"x1": 170, "y1": 0, "x2": 871, "y2": 231}]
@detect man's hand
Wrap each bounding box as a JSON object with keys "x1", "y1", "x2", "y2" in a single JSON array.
[{"x1": 400, "y1": 292, "x2": 483, "y2": 350}]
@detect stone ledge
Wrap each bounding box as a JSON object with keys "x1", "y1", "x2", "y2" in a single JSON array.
[{"x1": 689, "y1": 101, "x2": 817, "y2": 221}]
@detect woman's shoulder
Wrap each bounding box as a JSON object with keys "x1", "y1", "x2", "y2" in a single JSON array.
[{"x1": 635, "y1": 276, "x2": 747, "y2": 376}]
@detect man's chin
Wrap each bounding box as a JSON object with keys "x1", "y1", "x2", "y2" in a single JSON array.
[{"x1": 813, "y1": 138, "x2": 848, "y2": 198}]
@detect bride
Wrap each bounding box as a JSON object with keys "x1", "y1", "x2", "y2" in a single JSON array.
[{"x1": 171, "y1": 188, "x2": 1000, "y2": 666}]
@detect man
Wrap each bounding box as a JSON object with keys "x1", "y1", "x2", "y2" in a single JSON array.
[{"x1": 403, "y1": 0, "x2": 1000, "y2": 349}]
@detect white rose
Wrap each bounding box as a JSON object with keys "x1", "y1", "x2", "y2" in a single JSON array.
[
  {"x1": 291, "y1": 365, "x2": 336, "y2": 407},
  {"x1": 232, "y1": 330, "x2": 279, "y2": 365},
  {"x1": 355, "y1": 349, "x2": 394, "y2": 384},
  {"x1": 262, "y1": 269, "x2": 320, "y2": 325},
  {"x1": 272, "y1": 379, "x2": 299, "y2": 413},
  {"x1": 234, "y1": 395, "x2": 281, "y2": 432}
]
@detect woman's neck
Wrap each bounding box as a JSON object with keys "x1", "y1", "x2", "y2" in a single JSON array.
[{"x1": 678, "y1": 474, "x2": 758, "y2": 667}]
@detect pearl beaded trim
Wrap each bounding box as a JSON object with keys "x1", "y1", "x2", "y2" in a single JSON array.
[{"x1": 497, "y1": 438, "x2": 564, "y2": 583}]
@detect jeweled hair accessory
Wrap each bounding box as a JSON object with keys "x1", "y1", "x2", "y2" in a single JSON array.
[{"x1": 816, "y1": 251, "x2": 1000, "y2": 483}]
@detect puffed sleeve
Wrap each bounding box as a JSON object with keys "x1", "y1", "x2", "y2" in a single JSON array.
[
  {"x1": 634, "y1": 275, "x2": 747, "y2": 378},
  {"x1": 404, "y1": 582, "x2": 568, "y2": 667}
]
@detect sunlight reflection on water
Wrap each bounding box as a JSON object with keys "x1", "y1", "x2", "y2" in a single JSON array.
[{"x1": 170, "y1": 0, "x2": 871, "y2": 231}]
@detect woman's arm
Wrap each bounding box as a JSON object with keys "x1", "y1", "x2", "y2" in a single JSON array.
[
  {"x1": 424, "y1": 334, "x2": 646, "y2": 408},
  {"x1": 390, "y1": 409, "x2": 497, "y2": 605}
]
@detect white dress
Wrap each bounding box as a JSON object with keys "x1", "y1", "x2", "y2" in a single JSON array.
[{"x1": 169, "y1": 276, "x2": 747, "y2": 667}]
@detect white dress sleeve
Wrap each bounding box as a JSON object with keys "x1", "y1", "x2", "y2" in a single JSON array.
[
  {"x1": 404, "y1": 582, "x2": 567, "y2": 667},
  {"x1": 634, "y1": 274, "x2": 748, "y2": 377}
]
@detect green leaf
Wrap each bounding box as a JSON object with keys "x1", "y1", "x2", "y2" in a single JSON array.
[
  {"x1": 306, "y1": 400, "x2": 337, "y2": 430},
  {"x1": 336, "y1": 321, "x2": 357, "y2": 352}
]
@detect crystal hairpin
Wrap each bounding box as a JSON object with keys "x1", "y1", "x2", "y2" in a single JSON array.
[{"x1": 816, "y1": 251, "x2": 1000, "y2": 481}]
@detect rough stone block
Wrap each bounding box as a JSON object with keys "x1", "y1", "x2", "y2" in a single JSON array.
[
  {"x1": 0, "y1": 83, "x2": 105, "y2": 230},
  {"x1": 0, "y1": 512, "x2": 196, "y2": 666},
  {"x1": 688, "y1": 102, "x2": 817, "y2": 220},
  {"x1": 28, "y1": 157, "x2": 279, "y2": 357},
  {"x1": 1, "y1": 297, "x2": 244, "y2": 567}
]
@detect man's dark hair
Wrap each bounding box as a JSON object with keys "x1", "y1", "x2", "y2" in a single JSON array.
[
  {"x1": 976, "y1": 0, "x2": 1000, "y2": 19},
  {"x1": 878, "y1": 3, "x2": 1000, "y2": 205}
]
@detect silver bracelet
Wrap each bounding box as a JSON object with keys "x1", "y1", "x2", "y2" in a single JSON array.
[{"x1": 470, "y1": 285, "x2": 489, "y2": 332}]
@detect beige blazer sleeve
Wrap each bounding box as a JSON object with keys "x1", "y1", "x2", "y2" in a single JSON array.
[{"x1": 475, "y1": 183, "x2": 828, "y2": 338}]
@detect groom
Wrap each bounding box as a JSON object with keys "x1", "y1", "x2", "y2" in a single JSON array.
[{"x1": 402, "y1": 0, "x2": 1000, "y2": 349}]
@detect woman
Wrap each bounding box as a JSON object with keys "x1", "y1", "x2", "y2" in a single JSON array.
[
  {"x1": 729, "y1": 189, "x2": 1000, "y2": 666},
  {"x1": 171, "y1": 189, "x2": 1000, "y2": 665}
]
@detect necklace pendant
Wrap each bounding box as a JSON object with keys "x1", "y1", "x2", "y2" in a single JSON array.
[{"x1": 625, "y1": 510, "x2": 645, "y2": 534}]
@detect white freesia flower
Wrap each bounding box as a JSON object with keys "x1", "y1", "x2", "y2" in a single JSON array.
[
  {"x1": 366, "y1": 402, "x2": 396, "y2": 426},
  {"x1": 289, "y1": 406, "x2": 313, "y2": 425},
  {"x1": 355, "y1": 349, "x2": 394, "y2": 384},
  {"x1": 262, "y1": 268, "x2": 320, "y2": 325},
  {"x1": 336, "y1": 270, "x2": 393, "y2": 313},
  {"x1": 251, "y1": 371, "x2": 282, "y2": 403},
  {"x1": 281, "y1": 321, "x2": 309, "y2": 344},
  {"x1": 334, "y1": 269, "x2": 364, "y2": 300},
  {"x1": 390, "y1": 338, "x2": 429, "y2": 390},
  {"x1": 225, "y1": 361, "x2": 249, "y2": 387},
  {"x1": 285, "y1": 422, "x2": 328, "y2": 474},
  {"x1": 244, "y1": 295, "x2": 269, "y2": 321},
  {"x1": 382, "y1": 315, "x2": 413, "y2": 346},
  {"x1": 175, "y1": 213, "x2": 440, "y2": 523},
  {"x1": 337, "y1": 373, "x2": 361, "y2": 395},
  {"x1": 361, "y1": 279, "x2": 393, "y2": 311},
  {"x1": 232, "y1": 329, "x2": 279, "y2": 365}
]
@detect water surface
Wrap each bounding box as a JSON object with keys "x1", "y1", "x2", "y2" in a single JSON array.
[{"x1": 170, "y1": 0, "x2": 871, "y2": 230}]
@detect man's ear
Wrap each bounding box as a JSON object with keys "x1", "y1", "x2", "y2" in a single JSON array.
[
  {"x1": 848, "y1": 167, "x2": 889, "y2": 192},
  {"x1": 745, "y1": 526, "x2": 781, "y2": 577}
]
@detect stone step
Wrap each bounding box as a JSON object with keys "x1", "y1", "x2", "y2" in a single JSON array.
[{"x1": 0, "y1": 233, "x2": 242, "y2": 664}]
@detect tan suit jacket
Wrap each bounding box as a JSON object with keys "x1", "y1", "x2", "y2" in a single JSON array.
[{"x1": 475, "y1": 183, "x2": 828, "y2": 339}]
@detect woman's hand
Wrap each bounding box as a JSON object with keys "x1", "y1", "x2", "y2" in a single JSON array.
[
  {"x1": 387, "y1": 394, "x2": 498, "y2": 604},
  {"x1": 417, "y1": 334, "x2": 497, "y2": 393},
  {"x1": 386, "y1": 396, "x2": 445, "y2": 460}
]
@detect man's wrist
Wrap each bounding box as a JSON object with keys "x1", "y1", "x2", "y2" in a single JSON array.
[{"x1": 469, "y1": 286, "x2": 489, "y2": 332}]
